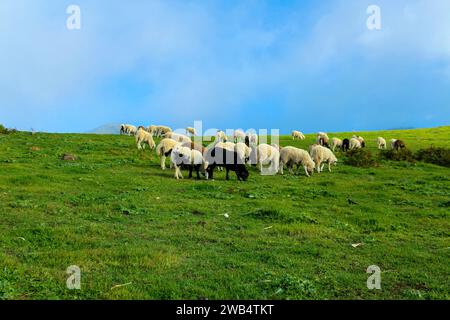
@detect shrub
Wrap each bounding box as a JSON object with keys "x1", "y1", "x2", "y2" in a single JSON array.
[
  {"x1": 344, "y1": 148, "x2": 379, "y2": 167},
  {"x1": 415, "y1": 147, "x2": 450, "y2": 167},
  {"x1": 379, "y1": 148, "x2": 415, "y2": 162},
  {"x1": 0, "y1": 124, "x2": 17, "y2": 135}
]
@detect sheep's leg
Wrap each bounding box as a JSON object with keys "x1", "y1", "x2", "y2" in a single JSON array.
[
  {"x1": 320, "y1": 163, "x2": 325, "y2": 172},
  {"x1": 196, "y1": 166, "x2": 200, "y2": 179},
  {"x1": 225, "y1": 168, "x2": 230, "y2": 180},
  {"x1": 161, "y1": 155, "x2": 166, "y2": 170},
  {"x1": 328, "y1": 162, "x2": 332, "y2": 172},
  {"x1": 279, "y1": 161, "x2": 284, "y2": 175},
  {"x1": 188, "y1": 166, "x2": 193, "y2": 179}
]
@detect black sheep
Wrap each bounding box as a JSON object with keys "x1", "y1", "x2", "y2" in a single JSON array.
[
  {"x1": 205, "y1": 147, "x2": 249, "y2": 181},
  {"x1": 341, "y1": 138, "x2": 350, "y2": 152},
  {"x1": 393, "y1": 139, "x2": 406, "y2": 151}
]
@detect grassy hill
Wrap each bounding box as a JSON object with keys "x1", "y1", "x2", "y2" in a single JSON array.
[{"x1": 0, "y1": 126, "x2": 449, "y2": 299}]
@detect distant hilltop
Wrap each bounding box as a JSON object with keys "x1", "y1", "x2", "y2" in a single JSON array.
[{"x1": 88, "y1": 123, "x2": 121, "y2": 134}]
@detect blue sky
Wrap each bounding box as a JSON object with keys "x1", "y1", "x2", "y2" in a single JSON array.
[{"x1": 0, "y1": 0, "x2": 449, "y2": 133}]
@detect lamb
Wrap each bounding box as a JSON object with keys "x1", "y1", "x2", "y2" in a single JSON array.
[
  {"x1": 309, "y1": 145, "x2": 337, "y2": 173},
  {"x1": 135, "y1": 127, "x2": 156, "y2": 150},
  {"x1": 292, "y1": 130, "x2": 305, "y2": 140},
  {"x1": 392, "y1": 139, "x2": 406, "y2": 151},
  {"x1": 204, "y1": 146, "x2": 249, "y2": 181},
  {"x1": 156, "y1": 138, "x2": 179, "y2": 170},
  {"x1": 170, "y1": 145, "x2": 207, "y2": 180},
  {"x1": 341, "y1": 138, "x2": 350, "y2": 152},
  {"x1": 255, "y1": 144, "x2": 280, "y2": 175},
  {"x1": 186, "y1": 127, "x2": 197, "y2": 136},
  {"x1": 377, "y1": 137, "x2": 387, "y2": 149},
  {"x1": 163, "y1": 132, "x2": 191, "y2": 144},
  {"x1": 330, "y1": 138, "x2": 343, "y2": 152},
  {"x1": 215, "y1": 130, "x2": 228, "y2": 142},
  {"x1": 279, "y1": 146, "x2": 315, "y2": 177},
  {"x1": 349, "y1": 137, "x2": 362, "y2": 150},
  {"x1": 233, "y1": 129, "x2": 246, "y2": 143}
]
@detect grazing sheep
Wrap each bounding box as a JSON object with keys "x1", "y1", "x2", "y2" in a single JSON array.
[
  {"x1": 279, "y1": 146, "x2": 315, "y2": 177},
  {"x1": 147, "y1": 125, "x2": 157, "y2": 136},
  {"x1": 255, "y1": 144, "x2": 280, "y2": 174},
  {"x1": 120, "y1": 124, "x2": 126, "y2": 135},
  {"x1": 349, "y1": 138, "x2": 362, "y2": 150},
  {"x1": 155, "y1": 125, "x2": 172, "y2": 137},
  {"x1": 171, "y1": 145, "x2": 207, "y2": 180},
  {"x1": 352, "y1": 135, "x2": 366, "y2": 147},
  {"x1": 186, "y1": 127, "x2": 197, "y2": 136},
  {"x1": 233, "y1": 130, "x2": 246, "y2": 143},
  {"x1": 309, "y1": 145, "x2": 338, "y2": 173},
  {"x1": 341, "y1": 138, "x2": 350, "y2": 152},
  {"x1": 215, "y1": 130, "x2": 228, "y2": 142},
  {"x1": 245, "y1": 133, "x2": 258, "y2": 146},
  {"x1": 204, "y1": 146, "x2": 249, "y2": 181},
  {"x1": 156, "y1": 138, "x2": 179, "y2": 170},
  {"x1": 123, "y1": 124, "x2": 137, "y2": 136},
  {"x1": 163, "y1": 132, "x2": 191, "y2": 144},
  {"x1": 331, "y1": 138, "x2": 343, "y2": 152},
  {"x1": 393, "y1": 139, "x2": 406, "y2": 151},
  {"x1": 292, "y1": 130, "x2": 306, "y2": 140},
  {"x1": 316, "y1": 132, "x2": 330, "y2": 147},
  {"x1": 135, "y1": 128, "x2": 156, "y2": 150},
  {"x1": 377, "y1": 137, "x2": 387, "y2": 149}
]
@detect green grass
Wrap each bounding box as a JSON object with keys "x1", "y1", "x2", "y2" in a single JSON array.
[{"x1": 0, "y1": 126, "x2": 449, "y2": 300}]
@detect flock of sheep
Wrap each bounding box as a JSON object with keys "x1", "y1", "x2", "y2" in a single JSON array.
[{"x1": 119, "y1": 124, "x2": 406, "y2": 181}]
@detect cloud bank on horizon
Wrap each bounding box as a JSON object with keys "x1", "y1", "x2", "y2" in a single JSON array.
[{"x1": 0, "y1": 0, "x2": 449, "y2": 133}]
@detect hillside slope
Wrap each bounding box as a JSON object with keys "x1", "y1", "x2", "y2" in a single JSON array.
[{"x1": 0, "y1": 126, "x2": 449, "y2": 299}]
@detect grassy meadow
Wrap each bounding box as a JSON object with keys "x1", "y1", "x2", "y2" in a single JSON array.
[{"x1": 0, "y1": 126, "x2": 449, "y2": 300}]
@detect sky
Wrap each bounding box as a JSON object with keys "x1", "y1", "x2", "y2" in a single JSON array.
[{"x1": 0, "y1": 0, "x2": 449, "y2": 134}]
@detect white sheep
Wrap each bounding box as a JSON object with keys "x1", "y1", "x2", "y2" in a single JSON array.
[
  {"x1": 292, "y1": 130, "x2": 305, "y2": 140},
  {"x1": 316, "y1": 132, "x2": 330, "y2": 146},
  {"x1": 377, "y1": 137, "x2": 387, "y2": 149},
  {"x1": 135, "y1": 127, "x2": 156, "y2": 150},
  {"x1": 147, "y1": 125, "x2": 157, "y2": 136},
  {"x1": 235, "y1": 142, "x2": 251, "y2": 163},
  {"x1": 349, "y1": 138, "x2": 362, "y2": 150},
  {"x1": 170, "y1": 145, "x2": 207, "y2": 180},
  {"x1": 155, "y1": 125, "x2": 172, "y2": 137},
  {"x1": 233, "y1": 130, "x2": 246, "y2": 143},
  {"x1": 309, "y1": 145, "x2": 337, "y2": 173},
  {"x1": 279, "y1": 146, "x2": 315, "y2": 177},
  {"x1": 215, "y1": 130, "x2": 228, "y2": 142},
  {"x1": 186, "y1": 127, "x2": 197, "y2": 136},
  {"x1": 330, "y1": 138, "x2": 343, "y2": 152},
  {"x1": 163, "y1": 132, "x2": 191, "y2": 144},
  {"x1": 123, "y1": 124, "x2": 137, "y2": 136},
  {"x1": 255, "y1": 144, "x2": 280, "y2": 175},
  {"x1": 156, "y1": 138, "x2": 179, "y2": 170}
]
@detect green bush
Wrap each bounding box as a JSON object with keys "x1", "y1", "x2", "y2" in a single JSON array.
[
  {"x1": 415, "y1": 147, "x2": 450, "y2": 167},
  {"x1": 0, "y1": 124, "x2": 17, "y2": 135},
  {"x1": 379, "y1": 148, "x2": 415, "y2": 162},
  {"x1": 344, "y1": 148, "x2": 379, "y2": 167}
]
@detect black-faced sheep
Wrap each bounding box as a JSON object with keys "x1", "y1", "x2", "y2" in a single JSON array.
[
  {"x1": 341, "y1": 138, "x2": 350, "y2": 152},
  {"x1": 393, "y1": 139, "x2": 406, "y2": 151}
]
